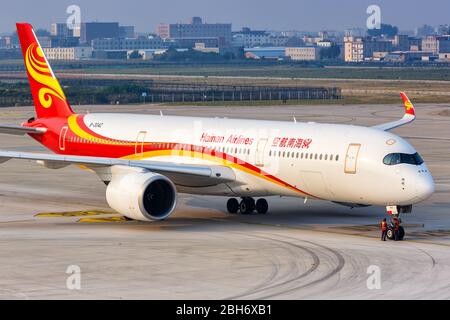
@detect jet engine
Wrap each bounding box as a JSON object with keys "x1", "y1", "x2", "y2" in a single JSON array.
[{"x1": 106, "y1": 170, "x2": 177, "y2": 221}]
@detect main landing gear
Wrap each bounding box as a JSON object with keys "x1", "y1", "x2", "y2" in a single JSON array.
[{"x1": 226, "y1": 197, "x2": 268, "y2": 215}]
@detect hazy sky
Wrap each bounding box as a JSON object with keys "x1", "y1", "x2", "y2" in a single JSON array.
[{"x1": 1, "y1": 0, "x2": 450, "y2": 33}]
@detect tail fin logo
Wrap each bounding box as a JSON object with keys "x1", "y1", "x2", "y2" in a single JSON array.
[
  {"x1": 25, "y1": 43, "x2": 67, "y2": 109},
  {"x1": 400, "y1": 92, "x2": 415, "y2": 116}
]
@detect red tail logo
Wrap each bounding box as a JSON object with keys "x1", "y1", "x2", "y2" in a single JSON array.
[
  {"x1": 16, "y1": 23, "x2": 73, "y2": 118},
  {"x1": 400, "y1": 92, "x2": 415, "y2": 116}
]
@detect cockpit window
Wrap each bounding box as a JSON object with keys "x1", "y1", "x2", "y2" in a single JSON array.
[{"x1": 383, "y1": 152, "x2": 424, "y2": 166}]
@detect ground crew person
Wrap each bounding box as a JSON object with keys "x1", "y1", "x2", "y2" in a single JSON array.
[
  {"x1": 393, "y1": 217, "x2": 400, "y2": 241},
  {"x1": 380, "y1": 218, "x2": 388, "y2": 241}
]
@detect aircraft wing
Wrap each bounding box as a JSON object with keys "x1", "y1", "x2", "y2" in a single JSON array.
[
  {"x1": 0, "y1": 125, "x2": 47, "y2": 136},
  {"x1": 0, "y1": 150, "x2": 236, "y2": 187},
  {"x1": 372, "y1": 92, "x2": 416, "y2": 131}
]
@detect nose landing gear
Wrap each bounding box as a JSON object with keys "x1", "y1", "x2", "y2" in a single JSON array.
[
  {"x1": 226, "y1": 197, "x2": 269, "y2": 215},
  {"x1": 385, "y1": 205, "x2": 408, "y2": 241},
  {"x1": 386, "y1": 226, "x2": 405, "y2": 241}
]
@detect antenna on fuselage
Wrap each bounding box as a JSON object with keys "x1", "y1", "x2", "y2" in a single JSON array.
[
  {"x1": 160, "y1": 110, "x2": 164, "y2": 117},
  {"x1": 293, "y1": 116, "x2": 297, "y2": 123}
]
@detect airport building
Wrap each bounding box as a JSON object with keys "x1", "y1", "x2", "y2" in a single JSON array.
[
  {"x1": 232, "y1": 28, "x2": 290, "y2": 48},
  {"x1": 169, "y1": 37, "x2": 219, "y2": 49},
  {"x1": 37, "y1": 36, "x2": 52, "y2": 48},
  {"x1": 79, "y1": 22, "x2": 120, "y2": 44},
  {"x1": 244, "y1": 47, "x2": 286, "y2": 60},
  {"x1": 344, "y1": 36, "x2": 393, "y2": 61},
  {"x1": 92, "y1": 37, "x2": 167, "y2": 50},
  {"x1": 92, "y1": 50, "x2": 128, "y2": 60},
  {"x1": 393, "y1": 35, "x2": 410, "y2": 51},
  {"x1": 344, "y1": 36, "x2": 364, "y2": 62},
  {"x1": 232, "y1": 28, "x2": 271, "y2": 47},
  {"x1": 119, "y1": 26, "x2": 135, "y2": 38},
  {"x1": 0, "y1": 37, "x2": 11, "y2": 48},
  {"x1": 364, "y1": 38, "x2": 393, "y2": 59},
  {"x1": 392, "y1": 36, "x2": 423, "y2": 51},
  {"x1": 439, "y1": 52, "x2": 450, "y2": 61},
  {"x1": 43, "y1": 47, "x2": 93, "y2": 60},
  {"x1": 193, "y1": 42, "x2": 220, "y2": 53},
  {"x1": 126, "y1": 49, "x2": 167, "y2": 60},
  {"x1": 156, "y1": 17, "x2": 232, "y2": 45},
  {"x1": 285, "y1": 46, "x2": 320, "y2": 61},
  {"x1": 51, "y1": 23, "x2": 75, "y2": 38},
  {"x1": 316, "y1": 40, "x2": 334, "y2": 48},
  {"x1": 383, "y1": 51, "x2": 433, "y2": 63},
  {"x1": 269, "y1": 35, "x2": 290, "y2": 47},
  {"x1": 422, "y1": 36, "x2": 450, "y2": 54}
]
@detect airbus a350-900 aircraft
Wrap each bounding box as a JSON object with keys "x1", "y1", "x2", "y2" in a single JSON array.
[{"x1": 0, "y1": 24, "x2": 435, "y2": 233}]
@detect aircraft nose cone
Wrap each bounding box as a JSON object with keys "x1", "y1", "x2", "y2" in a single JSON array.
[{"x1": 416, "y1": 173, "x2": 435, "y2": 201}]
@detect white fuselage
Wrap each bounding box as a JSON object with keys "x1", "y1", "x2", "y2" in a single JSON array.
[{"x1": 81, "y1": 113, "x2": 435, "y2": 206}]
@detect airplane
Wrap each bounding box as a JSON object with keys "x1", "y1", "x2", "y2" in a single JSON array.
[{"x1": 0, "y1": 23, "x2": 435, "y2": 236}]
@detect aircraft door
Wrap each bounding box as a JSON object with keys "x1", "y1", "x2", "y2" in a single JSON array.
[
  {"x1": 255, "y1": 138, "x2": 268, "y2": 167},
  {"x1": 59, "y1": 126, "x2": 68, "y2": 151},
  {"x1": 135, "y1": 131, "x2": 147, "y2": 157},
  {"x1": 344, "y1": 143, "x2": 361, "y2": 174}
]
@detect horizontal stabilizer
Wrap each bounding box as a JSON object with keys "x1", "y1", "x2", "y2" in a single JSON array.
[{"x1": 0, "y1": 125, "x2": 47, "y2": 136}]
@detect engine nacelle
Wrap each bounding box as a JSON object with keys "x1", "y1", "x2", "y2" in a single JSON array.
[{"x1": 106, "y1": 169, "x2": 177, "y2": 221}]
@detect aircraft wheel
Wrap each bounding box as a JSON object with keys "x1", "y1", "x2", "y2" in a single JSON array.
[
  {"x1": 227, "y1": 198, "x2": 239, "y2": 214},
  {"x1": 256, "y1": 198, "x2": 268, "y2": 214},
  {"x1": 239, "y1": 197, "x2": 255, "y2": 214},
  {"x1": 398, "y1": 226, "x2": 405, "y2": 240},
  {"x1": 387, "y1": 228, "x2": 395, "y2": 240}
]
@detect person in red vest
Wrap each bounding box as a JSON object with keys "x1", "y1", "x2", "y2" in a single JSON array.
[
  {"x1": 380, "y1": 218, "x2": 388, "y2": 241},
  {"x1": 393, "y1": 217, "x2": 400, "y2": 241}
]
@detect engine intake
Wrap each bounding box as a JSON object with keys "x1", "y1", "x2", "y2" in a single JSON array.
[{"x1": 106, "y1": 168, "x2": 177, "y2": 221}]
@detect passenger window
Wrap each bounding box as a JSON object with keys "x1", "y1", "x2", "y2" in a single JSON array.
[{"x1": 336, "y1": 155, "x2": 339, "y2": 161}]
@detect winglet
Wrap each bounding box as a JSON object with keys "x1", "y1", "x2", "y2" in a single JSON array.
[
  {"x1": 372, "y1": 92, "x2": 416, "y2": 131},
  {"x1": 400, "y1": 92, "x2": 415, "y2": 117}
]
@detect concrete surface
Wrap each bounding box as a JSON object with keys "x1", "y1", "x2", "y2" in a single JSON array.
[{"x1": 0, "y1": 102, "x2": 449, "y2": 299}]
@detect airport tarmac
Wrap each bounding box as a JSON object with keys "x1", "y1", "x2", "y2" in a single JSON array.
[{"x1": 0, "y1": 102, "x2": 449, "y2": 299}]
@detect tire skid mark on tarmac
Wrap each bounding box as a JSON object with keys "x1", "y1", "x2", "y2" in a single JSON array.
[
  {"x1": 201, "y1": 217, "x2": 347, "y2": 299},
  {"x1": 210, "y1": 217, "x2": 449, "y2": 299},
  {"x1": 218, "y1": 228, "x2": 346, "y2": 300},
  {"x1": 224, "y1": 232, "x2": 321, "y2": 300},
  {"x1": 203, "y1": 231, "x2": 283, "y2": 295},
  {"x1": 253, "y1": 232, "x2": 345, "y2": 300},
  {"x1": 403, "y1": 242, "x2": 436, "y2": 268}
]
